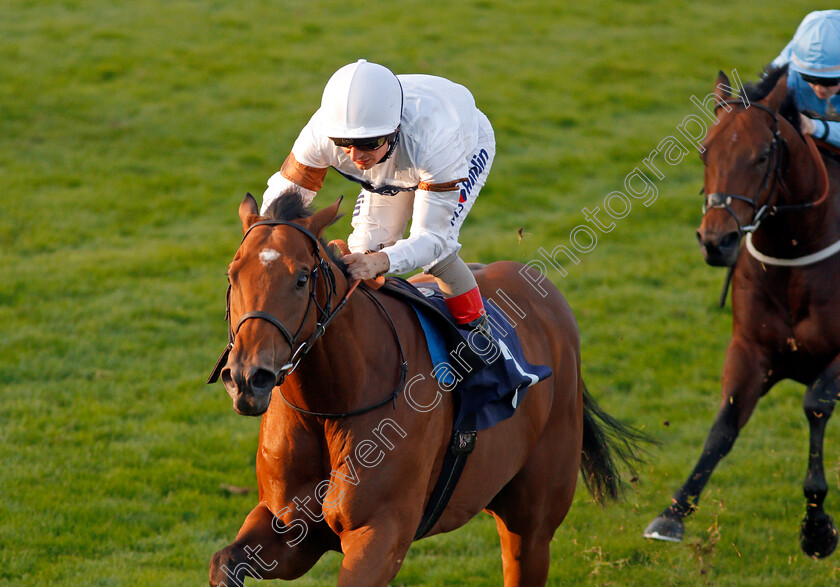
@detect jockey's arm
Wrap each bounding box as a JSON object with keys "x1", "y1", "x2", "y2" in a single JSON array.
[
  {"x1": 817, "y1": 119, "x2": 840, "y2": 147},
  {"x1": 380, "y1": 187, "x2": 461, "y2": 275},
  {"x1": 261, "y1": 154, "x2": 327, "y2": 215},
  {"x1": 800, "y1": 115, "x2": 840, "y2": 148}
]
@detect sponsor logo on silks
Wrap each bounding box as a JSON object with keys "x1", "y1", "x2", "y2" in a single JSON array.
[
  {"x1": 416, "y1": 287, "x2": 436, "y2": 298},
  {"x1": 352, "y1": 192, "x2": 365, "y2": 218},
  {"x1": 451, "y1": 149, "x2": 489, "y2": 225}
]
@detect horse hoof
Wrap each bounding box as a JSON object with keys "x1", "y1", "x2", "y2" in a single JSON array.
[
  {"x1": 209, "y1": 546, "x2": 245, "y2": 587},
  {"x1": 643, "y1": 515, "x2": 684, "y2": 543},
  {"x1": 800, "y1": 511, "x2": 839, "y2": 559}
]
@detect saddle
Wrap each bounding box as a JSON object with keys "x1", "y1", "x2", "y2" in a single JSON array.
[
  {"x1": 379, "y1": 278, "x2": 490, "y2": 378},
  {"x1": 377, "y1": 277, "x2": 551, "y2": 430}
]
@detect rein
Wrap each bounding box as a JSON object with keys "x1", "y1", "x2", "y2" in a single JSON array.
[
  {"x1": 276, "y1": 286, "x2": 408, "y2": 419},
  {"x1": 207, "y1": 219, "x2": 408, "y2": 419}
]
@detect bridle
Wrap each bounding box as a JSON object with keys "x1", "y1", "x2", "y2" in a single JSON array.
[
  {"x1": 207, "y1": 219, "x2": 407, "y2": 419},
  {"x1": 701, "y1": 100, "x2": 829, "y2": 234}
]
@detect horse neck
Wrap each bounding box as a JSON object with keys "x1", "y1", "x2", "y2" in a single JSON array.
[{"x1": 754, "y1": 134, "x2": 840, "y2": 254}]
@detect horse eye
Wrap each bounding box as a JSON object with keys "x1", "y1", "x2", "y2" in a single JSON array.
[
  {"x1": 757, "y1": 152, "x2": 769, "y2": 165},
  {"x1": 296, "y1": 273, "x2": 309, "y2": 289}
]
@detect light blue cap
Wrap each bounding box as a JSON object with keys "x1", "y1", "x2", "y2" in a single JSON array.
[{"x1": 789, "y1": 10, "x2": 840, "y2": 77}]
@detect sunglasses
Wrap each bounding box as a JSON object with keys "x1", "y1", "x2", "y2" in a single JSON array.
[
  {"x1": 801, "y1": 73, "x2": 840, "y2": 87},
  {"x1": 331, "y1": 135, "x2": 390, "y2": 151}
]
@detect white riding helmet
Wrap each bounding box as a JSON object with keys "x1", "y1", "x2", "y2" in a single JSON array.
[{"x1": 316, "y1": 59, "x2": 403, "y2": 139}]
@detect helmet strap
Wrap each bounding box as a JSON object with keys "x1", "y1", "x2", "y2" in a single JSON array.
[{"x1": 377, "y1": 128, "x2": 400, "y2": 165}]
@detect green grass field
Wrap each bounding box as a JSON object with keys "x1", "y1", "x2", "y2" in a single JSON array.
[{"x1": 3, "y1": 0, "x2": 840, "y2": 585}]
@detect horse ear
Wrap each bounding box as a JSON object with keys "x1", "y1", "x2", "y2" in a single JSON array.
[
  {"x1": 239, "y1": 193, "x2": 261, "y2": 234},
  {"x1": 714, "y1": 70, "x2": 731, "y2": 101},
  {"x1": 765, "y1": 72, "x2": 788, "y2": 112},
  {"x1": 307, "y1": 196, "x2": 344, "y2": 237}
]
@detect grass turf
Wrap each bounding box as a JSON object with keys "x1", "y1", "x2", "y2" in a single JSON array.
[{"x1": 3, "y1": 0, "x2": 839, "y2": 584}]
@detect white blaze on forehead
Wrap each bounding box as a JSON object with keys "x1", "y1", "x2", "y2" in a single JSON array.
[{"x1": 259, "y1": 248, "x2": 281, "y2": 266}]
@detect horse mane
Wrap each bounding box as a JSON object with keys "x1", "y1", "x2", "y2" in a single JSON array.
[
  {"x1": 262, "y1": 189, "x2": 348, "y2": 272},
  {"x1": 740, "y1": 64, "x2": 802, "y2": 134},
  {"x1": 263, "y1": 189, "x2": 315, "y2": 222}
]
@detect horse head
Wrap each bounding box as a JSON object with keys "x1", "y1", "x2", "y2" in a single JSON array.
[
  {"x1": 696, "y1": 69, "x2": 795, "y2": 266},
  {"x1": 219, "y1": 192, "x2": 343, "y2": 416}
]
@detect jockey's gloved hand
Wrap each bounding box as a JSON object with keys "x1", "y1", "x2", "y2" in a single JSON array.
[
  {"x1": 800, "y1": 113, "x2": 817, "y2": 135},
  {"x1": 343, "y1": 251, "x2": 390, "y2": 280}
]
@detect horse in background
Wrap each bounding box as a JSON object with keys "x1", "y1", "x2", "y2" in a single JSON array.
[
  {"x1": 645, "y1": 66, "x2": 840, "y2": 558},
  {"x1": 208, "y1": 191, "x2": 645, "y2": 586}
]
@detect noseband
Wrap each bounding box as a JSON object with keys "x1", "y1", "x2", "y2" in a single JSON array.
[{"x1": 207, "y1": 218, "x2": 408, "y2": 419}]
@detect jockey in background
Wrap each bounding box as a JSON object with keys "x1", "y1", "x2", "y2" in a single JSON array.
[
  {"x1": 772, "y1": 10, "x2": 840, "y2": 147},
  {"x1": 261, "y1": 59, "x2": 496, "y2": 339}
]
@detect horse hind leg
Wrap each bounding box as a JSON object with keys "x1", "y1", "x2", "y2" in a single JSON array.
[
  {"x1": 491, "y1": 513, "x2": 553, "y2": 587},
  {"x1": 800, "y1": 366, "x2": 840, "y2": 558},
  {"x1": 486, "y1": 396, "x2": 581, "y2": 585},
  {"x1": 485, "y1": 440, "x2": 578, "y2": 586}
]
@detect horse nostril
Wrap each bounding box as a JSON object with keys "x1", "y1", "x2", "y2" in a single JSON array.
[
  {"x1": 696, "y1": 230, "x2": 704, "y2": 245},
  {"x1": 220, "y1": 367, "x2": 241, "y2": 400},
  {"x1": 221, "y1": 367, "x2": 234, "y2": 389},
  {"x1": 719, "y1": 231, "x2": 740, "y2": 250},
  {"x1": 250, "y1": 368, "x2": 276, "y2": 393}
]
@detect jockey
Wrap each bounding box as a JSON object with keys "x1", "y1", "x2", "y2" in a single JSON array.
[
  {"x1": 772, "y1": 10, "x2": 840, "y2": 147},
  {"x1": 261, "y1": 59, "x2": 496, "y2": 339}
]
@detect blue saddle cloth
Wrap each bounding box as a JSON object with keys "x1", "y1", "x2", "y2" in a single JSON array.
[{"x1": 386, "y1": 279, "x2": 552, "y2": 431}]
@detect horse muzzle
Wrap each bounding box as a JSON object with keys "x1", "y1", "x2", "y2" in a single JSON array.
[
  {"x1": 220, "y1": 364, "x2": 276, "y2": 416},
  {"x1": 696, "y1": 227, "x2": 741, "y2": 267}
]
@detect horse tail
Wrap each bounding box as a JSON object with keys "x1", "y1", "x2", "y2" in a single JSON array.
[{"x1": 579, "y1": 380, "x2": 652, "y2": 504}]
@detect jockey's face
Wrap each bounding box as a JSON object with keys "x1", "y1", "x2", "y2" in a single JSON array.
[
  {"x1": 802, "y1": 74, "x2": 840, "y2": 100},
  {"x1": 341, "y1": 141, "x2": 390, "y2": 170},
  {"x1": 809, "y1": 81, "x2": 840, "y2": 100}
]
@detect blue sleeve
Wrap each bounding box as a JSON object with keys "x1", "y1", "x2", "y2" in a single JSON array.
[{"x1": 823, "y1": 120, "x2": 840, "y2": 148}]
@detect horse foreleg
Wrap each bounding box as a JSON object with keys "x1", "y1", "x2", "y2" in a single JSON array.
[
  {"x1": 800, "y1": 363, "x2": 840, "y2": 558},
  {"x1": 336, "y1": 520, "x2": 412, "y2": 587},
  {"x1": 209, "y1": 501, "x2": 333, "y2": 586},
  {"x1": 644, "y1": 402, "x2": 740, "y2": 542},
  {"x1": 644, "y1": 342, "x2": 767, "y2": 542}
]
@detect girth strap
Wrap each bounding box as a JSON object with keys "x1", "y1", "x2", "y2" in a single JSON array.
[{"x1": 414, "y1": 412, "x2": 478, "y2": 540}]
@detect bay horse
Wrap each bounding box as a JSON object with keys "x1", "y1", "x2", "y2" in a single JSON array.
[
  {"x1": 207, "y1": 191, "x2": 644, "y2": 586},
  {"x1": 644, "y1": 66, "x2": 840, "y2": 558}
]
